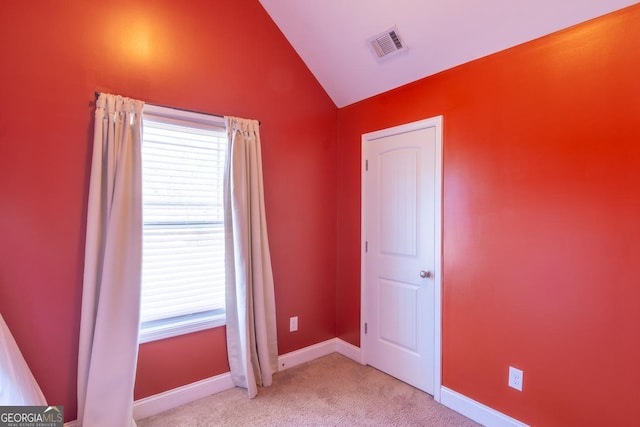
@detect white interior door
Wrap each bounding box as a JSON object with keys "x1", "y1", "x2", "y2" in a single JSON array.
[{"x1": 361, "y1": 117, "x2": 442, "y2": 397}]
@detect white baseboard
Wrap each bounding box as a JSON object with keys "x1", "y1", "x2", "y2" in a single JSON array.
[
  {"x1": 440, "y1": 387, "x2": 529, "y2": 427},
  {"x1": 335, "y1": 338, "x2": 362, "y2": 363},
  {"x1": 278, "y1": 338, "x2": 361, "y2": 371},
  {"x1": 277, "y1": 339, "x2": 336, "y2": 370},
  {"x1": 65, "y1": 373, "x2": 234, "y2": 426},
  {"x1": 277, "y1": 337, "x2": 360, "y2": 370},
  {"x1": 133, "y1": 371, "x2": 234, "y2": 420}
]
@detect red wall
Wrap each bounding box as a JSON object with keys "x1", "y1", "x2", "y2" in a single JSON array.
[
  {"x1": 3, "y1": 1, "x2": 640, "y2": 425},
  {"x1": 0, "y1": 0, "x2": 337, "y2": 421},
  {"x1": 337, "y1": 5, "x2": 640, "y2": 426}
]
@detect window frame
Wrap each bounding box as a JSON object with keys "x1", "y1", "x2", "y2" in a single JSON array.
[{"x1": 139, "y1": 104, "x2": 227, "y2": 344}]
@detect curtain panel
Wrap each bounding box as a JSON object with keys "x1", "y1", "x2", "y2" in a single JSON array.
[
  {"x1": 77, "y1": 93, "x2": 144, "y2": 427},
  {"x1": 224, "y1": 116, "x2": 278, "y2": 398}
]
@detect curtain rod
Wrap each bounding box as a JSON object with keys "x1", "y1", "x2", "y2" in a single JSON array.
[{"x1": 94, "y1": 91, "x2": 260, "y2": 125}]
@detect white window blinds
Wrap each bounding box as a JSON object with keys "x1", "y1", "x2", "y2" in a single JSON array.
[{"x1": 140, "y1": 105, "x2": 227, "y2": 343}]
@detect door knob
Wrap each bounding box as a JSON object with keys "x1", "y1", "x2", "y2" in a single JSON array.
[{"x1": 419, "y1": 270, "x2": 431, "y2": 278}]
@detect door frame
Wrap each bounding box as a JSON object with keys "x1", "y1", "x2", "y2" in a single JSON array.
[{"x1": 360, "y1": 116, "x2": 443, "y2": 402}]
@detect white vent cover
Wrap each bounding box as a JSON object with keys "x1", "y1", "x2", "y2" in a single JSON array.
[{"x1": 367, "y1": 26, "x2": 408, "y2": 60}]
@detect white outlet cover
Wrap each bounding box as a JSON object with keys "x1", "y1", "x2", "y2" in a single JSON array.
[
  {"x1": 289, "y1": 316, "x2": 298, "y2": 332},
  {"x1": 508, "y1": 366, "x2": 523, "y2": 391}
]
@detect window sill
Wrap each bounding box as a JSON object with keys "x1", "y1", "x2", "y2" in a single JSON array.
[{"x1": 139, "y1": 311, "x2": 226, "y2": 344}]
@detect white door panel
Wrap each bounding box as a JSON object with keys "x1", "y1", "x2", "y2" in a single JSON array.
[{"x1": 362, "y1": 118, "x2": 442, "y2": 396}]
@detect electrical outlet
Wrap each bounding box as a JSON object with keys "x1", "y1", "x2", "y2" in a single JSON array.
[
  {"x1": 508, "y1": 366, "x2": 523, "y2": 391},
  {"x1": 289, "y1": 316, "x2": 298, "y2": 332}
]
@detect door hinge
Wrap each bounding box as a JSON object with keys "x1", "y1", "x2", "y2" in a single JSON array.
[
  {"x1": 365, "y1": 241, "x2": 368, "y2": 252},
  {"x1": 365, "y1": 159, "x2": 368, "y2": 171},
  {"x1": 364, "y1": 322, "x2": 368, "y2": 334}
]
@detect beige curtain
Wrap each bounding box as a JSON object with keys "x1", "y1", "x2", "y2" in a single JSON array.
[
  {"x1": 224, "y1": 116, "x2": 278, "y2": 398},
  {"x1": 77, "y1": 93, "x2": 144, "y2": 427}
]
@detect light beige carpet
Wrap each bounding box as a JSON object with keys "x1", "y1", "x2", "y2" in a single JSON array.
[{"x1": 138, "y1": 353, "x2": 482, "y2": 426}]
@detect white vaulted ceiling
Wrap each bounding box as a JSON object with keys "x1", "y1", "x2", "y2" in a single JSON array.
[{"x1": 258, "y1": 0, "x2": 639, "y2": 107}]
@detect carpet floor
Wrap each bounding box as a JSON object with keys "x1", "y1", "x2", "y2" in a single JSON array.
[{"x1": 137, "y1": 353, "x2": 482, "y2": 426}]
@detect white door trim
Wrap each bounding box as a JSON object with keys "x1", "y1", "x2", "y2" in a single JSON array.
[{"x1": 360, "y1": 116, "x2": 443, "y2": 402}]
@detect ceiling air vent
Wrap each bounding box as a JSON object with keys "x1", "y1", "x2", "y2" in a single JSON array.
[{"x1": 367, "y1": 26, "x2": 408, "y2": 60}]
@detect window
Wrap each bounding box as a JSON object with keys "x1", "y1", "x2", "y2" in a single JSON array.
[{"x1": 139, "y1": 104, "x2": 227, "y2": 343}]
